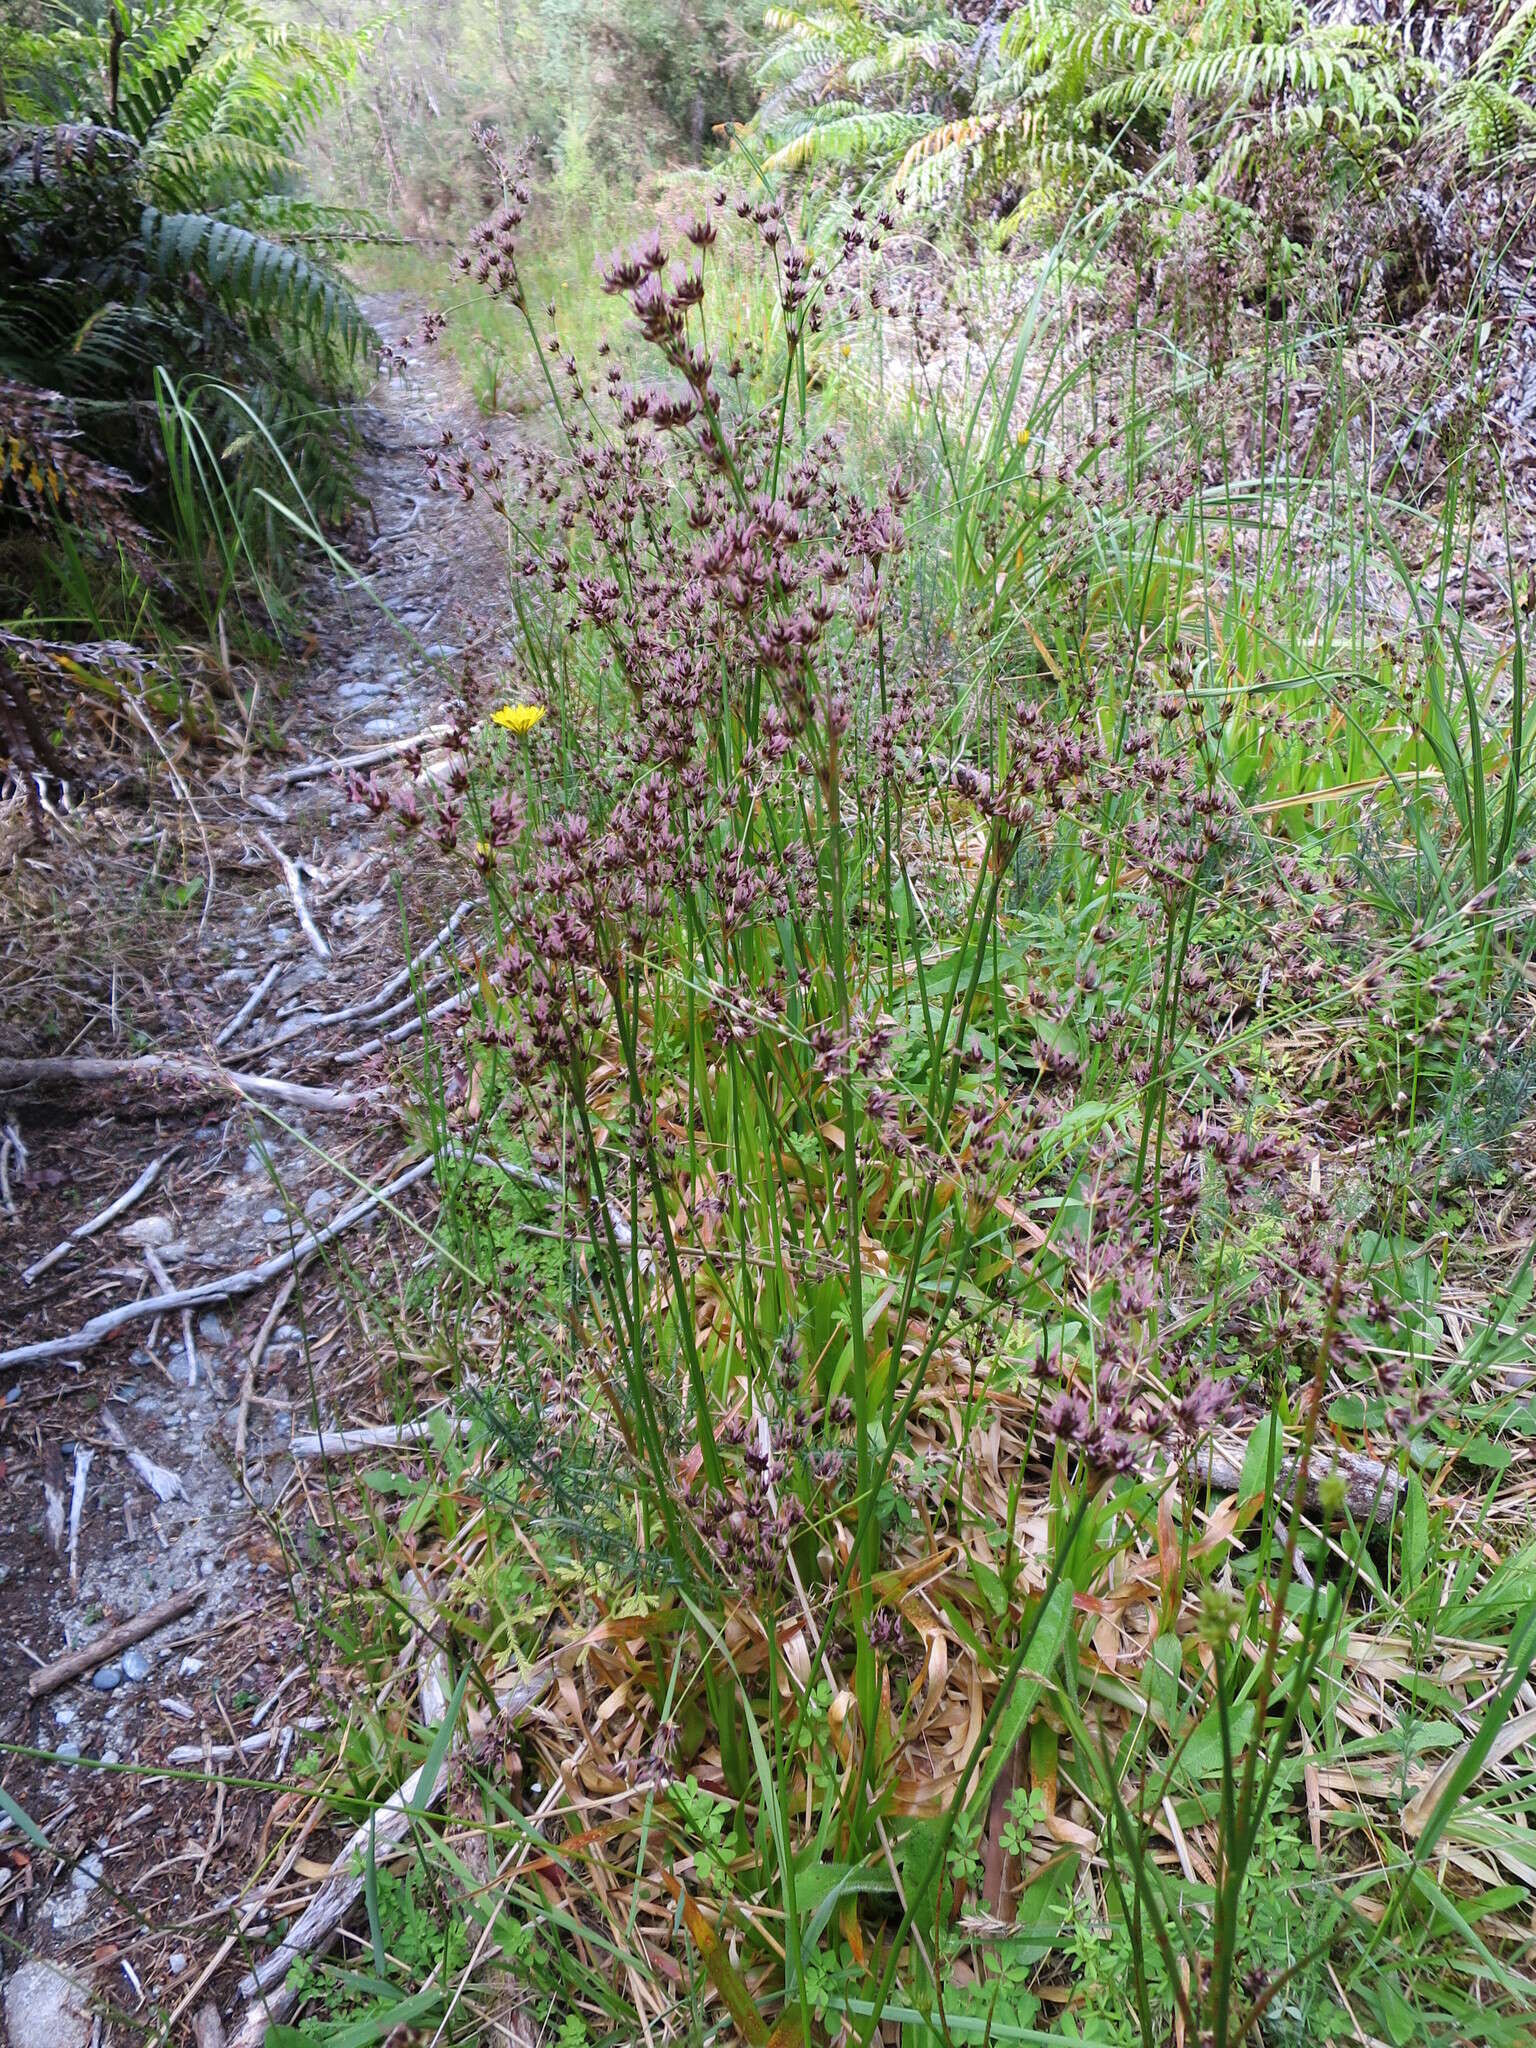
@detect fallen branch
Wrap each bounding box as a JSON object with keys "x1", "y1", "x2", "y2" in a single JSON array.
[
  {"x1": 1193, "y1": 1433, "x2": 1404, "y2": 1528},
  {"x1": 214, "y1": 960, "x2": 287, "y2": 1050},
  {"x1": 334, "y1": 987, "x2": 469, "y2": 1065},
  {"x1": 23, "y1": 1151, "x2": 172, "y2": 1285},
  {"x1": 248, "y1": 900, "x2": 472, "y2": 1054},
  {"x1": 28, "y1": 1585, "x2": 203, "y2": 1700},
  {"x1": 257, "y1": 831, "x2": 330, "y2": 960},
  {"x1": 265, "y1": 723, "x2": 453, "y2": 789},
  {"x1": 230, "y1": 1665, "x2": 551, "y2": 2036},
  {"x1": 164, "y1": 1717, "x2": 327, "y2": 1765},
  {"x1": 102, "y1": 1410, "x2": 185, "y2": 1502},
  {"x1": 287, "y1": 1415, "x2": 472, "y2": 1459},
  {"x1": 0, "y1": 1155, "x2": 436, "y2": 1370},
  {"x1": 0, "y1": 1054, "x2": 369, "y2": 1116}
]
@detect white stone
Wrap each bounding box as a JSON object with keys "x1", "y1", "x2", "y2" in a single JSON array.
[{"x1": 3, "y1": 1961, "x2": 93, "y2": 2048}]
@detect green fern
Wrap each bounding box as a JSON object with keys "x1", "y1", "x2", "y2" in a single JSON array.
[
  {"x1": 0, "y1": 0, "x2": 377, "y2": 534},
  {"x1": 756, "y1": 0, "x2": 1440, "y2": 231}
]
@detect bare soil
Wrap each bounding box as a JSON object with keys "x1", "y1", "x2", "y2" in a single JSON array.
[{"x1": 0, "y1": 300, "x2": 508, "y2": 2033}]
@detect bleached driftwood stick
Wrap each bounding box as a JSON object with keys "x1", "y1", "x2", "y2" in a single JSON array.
[
  {"x1": 248, "y1": 902, "x2": 473, "y2": 1057},
  {"x1": 1192, "y1": 1433, "x2": 1404, "y2": 1528},
  {"x1": 68, "y1": 1446, "x2": 92, "y2": 1593},
  {"x1": 164, "y1": 1717, "x2": 327, "y2": 1765},
  {"x1": 229, "y1": 1665, "x2": 551, "y2": 2044},
  {"x1": 333, "y1": 988, "x2": 469, "y2": 1065},
  {"x1": 23, "y1": 1151, "x2": 170, "y2": 1284},
  {"x1": 214, "y1": 959, "x2": 287, "y2": 1049},
  {"x1": 288, "y1": 1415, "x2": 472, "y2": 1460},
  {"x1": 0, "y1": 1155, "x2": 436, "y2": 1371},
  {"x1": 257, "y1": 831, "x2": 330, "y2": 960},
  {"x1": 0, "y1": 1055, "x2": 368, "y2": 1116},
  {"x1": 265, "y1": 723, "x2": 454, "y2": 789},
  {"x1": 102, "y1": 1410, "x2": 185, "y2": 1503}
]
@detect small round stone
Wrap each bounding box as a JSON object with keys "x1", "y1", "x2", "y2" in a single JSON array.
[
  {"x1": 122, "y1": 1647, "x2": 151, "y2": 1682},
  {"x1": 91, "y1": 1664, "x2": 122, "y2": 1692}
]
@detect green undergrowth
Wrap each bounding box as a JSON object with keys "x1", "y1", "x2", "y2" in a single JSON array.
[{"x1": 241, "y1": 141, "x2": 1536, "y2": 2048}]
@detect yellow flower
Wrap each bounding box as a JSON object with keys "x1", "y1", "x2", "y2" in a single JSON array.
[
  {"x1": 491, "y1": 703, "x2": 547, "y2": 736},
  {"x1": 1015, "y1": 427, "x2": 1031, "y2": 447}
]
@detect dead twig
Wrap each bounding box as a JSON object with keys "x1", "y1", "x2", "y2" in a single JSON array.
[
  {"x1": 67, "y1": 1446, "x2": 92, "y2": 1593},
  {"x1": 287, "y1": 1415, "x2": 472, "y2": 1459},
  {"x1": 27, "y1": 1584, "x2": 203, "y2": 1700},
  {"x1": 0, "y1": 1155, "x2": 437, "y2": 1370},
  {"x1": 235, "y1": 1271, "x2": 299, "y2": 1482},
  {"x1": 214, "y1": 959, "x2": 287, "y2": 1050},
  {"x1": 333, "y1": 987, "x2": 468, "y2": 1064},
  {"x1": 23, "y1": 1150, "x2": 172, "y2": 1285},
  {"x1": 125, "y1": 693, "x2": 215, "y2": 935},
  {"x1": 0, "y1": 1054, "x2": 373, "y2": 1116},
  {"x1": 264, "y1": 722, "x2": 453, "y2": 789},
  {"x1": 249, "y1": 899, "x2": 473, "y2": 1054},
  {"x1": 257, "y1": 830, "x2": 330, "y2": 960},
  {"x1": 101, "y1": 1410, "x2": 185, "y2": 1502}
]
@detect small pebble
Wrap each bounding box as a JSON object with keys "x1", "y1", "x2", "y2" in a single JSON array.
[
  {"x1": 55, "y1": 1742, "x2": 81, "y2": 1762},
  {"x1": 196, "y1": 1314, "x2": 230, "y2": 1348},
  {"x1": 179, "y1": 1655, "x2": 204, "y2": 1677},
  {"x1": 168, "y1": 1955, "x2": 187, "y2": 1977},
  {"x1": 72, "y1": 1854, "x2": 102, "y2": 1893},
  {"x1": 92, "y1": 1665, "x2": 122, "y2": 1693},
  {"x1": 261, "y1": 1207, "x2": 285, "y2": 1225},
  {"x1": 99, "y1": 1750, "x2": 119, "y2": 1767},
  {"x1": 303, "y1": 1188, "x2": 334, "y2": 1222},
  {"x1": 122, "y1": 1647, "x2": 151, "y2": 1682}
]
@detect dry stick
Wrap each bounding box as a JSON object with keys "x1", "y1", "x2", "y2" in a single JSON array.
[
  {"x1": 23, "y1": 1151, "x2": 170, "y2": 1284},
  {"x1": 28, "y1": 1585, "x2": 203, "y2": 1700},
  {"x1": 101, "y1": 1410, "x2": 184, "y2": 1502},
  {"x1": 0, "y1": 1054, "x2": 371, "y2": 1116},
  {"x1": 334, "y1": 987, "x2": 469, "y2": 1065},
  {"x1": 67, "y1": 1446, "x2": 92, "y2": 1595},
  {"x1": 164, "y1": 1718, "x2": 327, "y2": 1766},
  {"x1": 287, "y1": 1415, "x2": 472, "y2": 1459},
  {"x1": 230, "y1": 1664, "x2": 554, "y2": 2033},
  {"x1": 248, "y1": 900, "x2": 474, "y2": 1055},
  {"x1": 1192, "y1": 1433, "x2": 1403, "y2": 1528},
  {"x1": 265, "y1": 723, "x2": 454, "y2": 789},
  {"x1": 255, "y1": 970, "x2": 452, "y2": 1056},
  {"x1": 257, "y1": 831, "x2": 330, "y2": 960},
  {"x1": 235, "y1": 1271, "x2": 299, "y2": 1481},
  {"x1": 0, "y1": 1155, "x2": 436, "y2": 1371},
  {"x1": 146, "y1": 1246, "x2": 197, "y2": 1388},
  {"x1": 215, "y1": 959, "x2": 287, "y2": 1050}
]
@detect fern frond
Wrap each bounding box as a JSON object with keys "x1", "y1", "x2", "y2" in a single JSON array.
[{"x1": 138, "y1": 207, "x2": 375, "y2": 359}]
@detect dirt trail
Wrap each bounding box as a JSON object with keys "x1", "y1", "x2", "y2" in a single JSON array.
[{"x1": 0, "y1": 300, "x2": 505, "y2": 2034}]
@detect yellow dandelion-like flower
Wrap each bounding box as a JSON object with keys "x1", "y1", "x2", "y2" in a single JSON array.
[
  {"x1": 491, "y1": 703, "x2": 547, "y2": 736},
  {"x1": 1015, "y1": 427, "x2": 1031, "y2": 447}
]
